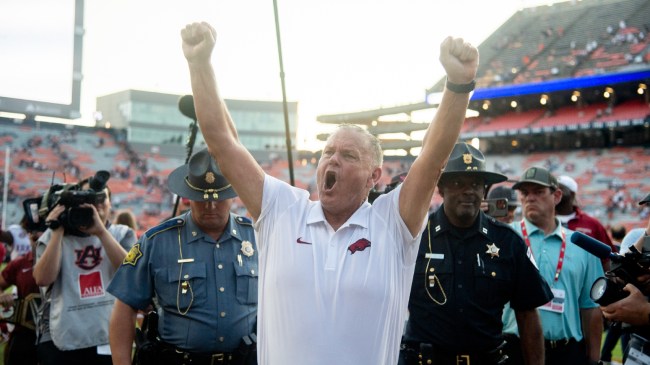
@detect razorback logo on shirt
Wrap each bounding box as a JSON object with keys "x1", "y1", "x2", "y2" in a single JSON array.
[
  {"x1": 348, "y1": 238, "x2": 371, "y2": 254},
  {"x1": 75, "y1": 245, "x2": 103, "y2": 270}
]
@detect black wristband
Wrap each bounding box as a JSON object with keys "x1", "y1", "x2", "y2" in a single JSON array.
[
  {"x1": 45, "y1": 220, "x2": 61, "y2": 230},
  {"x1": 446, "y1": 78, "x2": 476, "y2": 93}
]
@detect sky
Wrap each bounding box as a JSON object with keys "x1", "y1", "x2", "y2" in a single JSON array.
[{"x1": 2, "y1": 0, "x2": 566, "y2": 150}]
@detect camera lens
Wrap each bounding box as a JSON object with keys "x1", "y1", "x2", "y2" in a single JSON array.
[
  {"x1": 590, "y1": 276, "x2": 628, "y2": 306},
  {"x1": 89, "y1": 170, "x2": 110, "y2": 192}
]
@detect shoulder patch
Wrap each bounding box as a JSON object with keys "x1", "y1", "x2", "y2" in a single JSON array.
[
  {"x1": 123, "y1": 243, "x2": 143, "y2": 266},
  {"x1": 144, "y1": 217, "x2": 185, "y2": 239},
  {"x1": 235, "y1": 216, "x2": 253, "y2": 226}
]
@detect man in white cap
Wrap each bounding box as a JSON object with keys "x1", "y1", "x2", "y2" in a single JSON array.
[{"x1": 555, "y1": 175, "x2": 614, "y2": 271}]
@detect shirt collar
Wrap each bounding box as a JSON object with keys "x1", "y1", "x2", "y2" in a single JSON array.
[
  {"x1": 307, "y1": 201, "x2": 370, "y2": 229},
  {"x1": 184, "y1": 211, "x2": 236, "y2": 244},
  {"x1": 521, "y1": 217, "x2": 565, "y2": 239},
  {"x1": 431, "y1": 205, "x2": 488, "y2": 238}
]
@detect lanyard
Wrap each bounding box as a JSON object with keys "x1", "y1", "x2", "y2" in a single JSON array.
[{"x1": 520, "y1": 220, "x2": 566, "y2": 282}]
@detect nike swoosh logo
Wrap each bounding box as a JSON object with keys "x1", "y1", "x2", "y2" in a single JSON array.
[
  {"x1": 296, "y1": 237, "x2": 312, "y2": 245},
  {"x1": 21, "y1": 268, "x2": 32, "y2": 273}
]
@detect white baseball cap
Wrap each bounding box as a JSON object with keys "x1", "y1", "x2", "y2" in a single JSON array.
[{"x1": 557, "y1": 175, "x2": 578, "y2": 194}]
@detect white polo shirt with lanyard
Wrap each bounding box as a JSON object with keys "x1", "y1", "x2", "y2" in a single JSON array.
[{"x1": 254, "y1": 175, "x2": 423, "y2": 365}]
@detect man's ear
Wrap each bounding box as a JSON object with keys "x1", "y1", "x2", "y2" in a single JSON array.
[
  {"x1": 553, "y1": 188, "x2": 563, "y2": 205},
  {"x1": 369, "y1": 167, "x2": 382, "y2": 188}
]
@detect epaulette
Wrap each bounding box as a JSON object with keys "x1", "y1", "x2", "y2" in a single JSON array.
[
  {"x1": 144, "y1": 217, "x2": 185, "y2": 239},
  {"x1": 235, "y1": 215, "x2": 253, "y2": 226}
]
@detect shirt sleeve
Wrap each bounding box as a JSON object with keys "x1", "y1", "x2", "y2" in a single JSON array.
[
  {"x1": 509, "y1": 235, "x2": 553, "y2": 310},
  {"x1": 371, "y1": 184, "x2": 425, "y2": 266},
  {"x1": 255, "y1": 175, "x2": 309, "y2": 248},
  {"x1": 106, "y1": 234, "x2": 153, "y2": 310}
]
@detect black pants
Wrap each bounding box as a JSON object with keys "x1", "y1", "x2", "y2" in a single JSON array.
[
  {"x1": 503, "y1": 335, "x2": 589, "y2": 365},
  {"x1": 545, "y1": 339, "x2": 588, "y2": 365},
  {"x1": 5, "y1": 329, "x2": 37, "y2": 365},
  {"x1": 37, "y1": 340, "x2": 112, "y2": 365}
]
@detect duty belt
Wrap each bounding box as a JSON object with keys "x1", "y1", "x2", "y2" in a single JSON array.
[
  {"x1": 156, "y1": 343, "x2": 236, "y2": 365},
  {"x1": 401, "y1": 341, "x2": 508, "y2": 365}
]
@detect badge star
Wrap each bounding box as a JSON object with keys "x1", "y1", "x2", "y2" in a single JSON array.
[{"x1": 486, "y1": 243, "x2": 500, "y2": 258}]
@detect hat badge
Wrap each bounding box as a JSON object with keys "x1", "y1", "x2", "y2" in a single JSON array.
[
  {"x1": 241, "y1": 240, "x2": 254, "y2": 257},
  {"x1": 463, "y1": 153, "x2": 473, "y2": 164},
  {"x1": 205, "y1": 172, "x2": 216, "y2": 184}
]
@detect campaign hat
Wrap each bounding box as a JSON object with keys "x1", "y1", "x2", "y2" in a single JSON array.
[
  {"x1": 440, "y1": 143, "x2": 507, "y2": 185},
  {"x1": 167, "y1": 148, "x2": 237, "y2": 201}
]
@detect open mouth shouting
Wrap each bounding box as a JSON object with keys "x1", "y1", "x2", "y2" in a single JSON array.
[{"x1": 324, "y1": 171, "x2": 337, "y2": 192}]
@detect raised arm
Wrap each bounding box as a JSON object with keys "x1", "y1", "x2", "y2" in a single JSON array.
[
  {"x1": 181, "y1": 22, "x2": 265, "y2": 219},
  {"x1": 399, "y1": 37, "x2": 478, "y2": 235}
]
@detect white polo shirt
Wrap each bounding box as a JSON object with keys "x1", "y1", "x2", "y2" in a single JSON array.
[{"x1": 254, "y1": 175, "x2": 422, "y2": 365}]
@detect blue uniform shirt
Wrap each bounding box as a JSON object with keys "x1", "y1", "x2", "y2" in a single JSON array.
[{"x1": 107, "y1": 211, "x2": 258, "y2": 353}]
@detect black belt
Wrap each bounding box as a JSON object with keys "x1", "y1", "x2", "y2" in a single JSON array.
[
  {"x1": 544, "y1": 338, "x2": 577, "y2": 349},
  {"x1": 401, "y1": 341, "x2": 508, "y2": 365},
  {"x1": 158, "y1": 344, "x2": 235, "y2": 365}
]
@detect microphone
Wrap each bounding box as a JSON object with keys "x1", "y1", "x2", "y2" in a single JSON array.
[
  {"x1": 570, "y1": 231, "x2": 618, "y2": 261},
  {"x1": 178, "y1": 94, "x2": 196, "y2": 120}
]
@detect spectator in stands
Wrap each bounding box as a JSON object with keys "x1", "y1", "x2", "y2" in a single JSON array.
[
  {"x1": 504, "y1": 167, "x2": 604, "y2": 365},
  {"x1": 487, "y1": 185, "x2": 520, "y2": 224},
  {"x1": 610, "y1": 224, "x2": 627, "y2": 251},
  {"x1": 400, "y1": 143, "x2": 551, "y2": 365},
  {"x1": 33, "y1": 171, "x2": 136, "y2": 365},
  {"x1": 113, "y1": 209, "x2": 138, "y2": 232},
  {"x1": 556, "y1": 175, "x2": 615, "y2": 271},
  {"x1": 181, "y1": 20, "x2": 478, "y2": 365},
  {"x1": 0, "y1": 229, "x2": 40, "y2": 365},
  {"x1": 108, "y1": 149, "x2": 258, "y2": 365}
]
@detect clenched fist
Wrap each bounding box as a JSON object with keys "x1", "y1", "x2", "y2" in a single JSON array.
[
  {"x1": 439, "y1": 37, "x2": 479, "y2": 85},
  {"x1": 181, "y1": 22, "x2": 217, "y2": 65}
]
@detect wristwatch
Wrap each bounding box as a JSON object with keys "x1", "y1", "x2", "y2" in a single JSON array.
[{"x1": 45, "y1": 220, "x2": 62, "y2": 230}]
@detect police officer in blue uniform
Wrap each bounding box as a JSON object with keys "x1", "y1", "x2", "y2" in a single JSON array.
[
  {"x1": 399, "y1": 143, "x2": 553, "y2": 365},
  {"x1": 108, "y1": 148, "x2": 258, "y2": 365}
]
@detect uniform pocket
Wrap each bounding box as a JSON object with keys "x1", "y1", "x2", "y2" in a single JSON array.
[
  {"x1": 154, "y1": 263, "x2": 208, "y2": 311},
  {"x1": 233, "y1": 262, "x2": 258, "y2": 305},
  {"x1": 474, "y1": 262, "x2": 511, "y2": 307}
]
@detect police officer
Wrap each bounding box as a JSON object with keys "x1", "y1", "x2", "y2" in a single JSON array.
[
  {"x1": 400, "y1": 143, "x2": 553, "y2": 365},
  {"x1": 108, "y1": 148, "x2": 258, "y2": 365}
]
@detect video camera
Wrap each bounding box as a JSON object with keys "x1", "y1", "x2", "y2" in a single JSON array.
[
  {"x1": 571, "y1": 232, "x2": 650, "y2": 306},
  {"x1": 22, "y1": 170, "x2": 110, "y2": 236}
]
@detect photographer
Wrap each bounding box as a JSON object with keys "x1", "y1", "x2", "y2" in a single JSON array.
[
  {"x1": 599, "y1": 193, "x2": 650, "y2": 363},
  {"x1": 32, "y1": 171, "x2": 136, "y2": 365}
]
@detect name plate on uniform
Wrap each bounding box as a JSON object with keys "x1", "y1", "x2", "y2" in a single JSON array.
[{"x1": 425, "y1": 253, "x2": 444, "y2": 260}]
